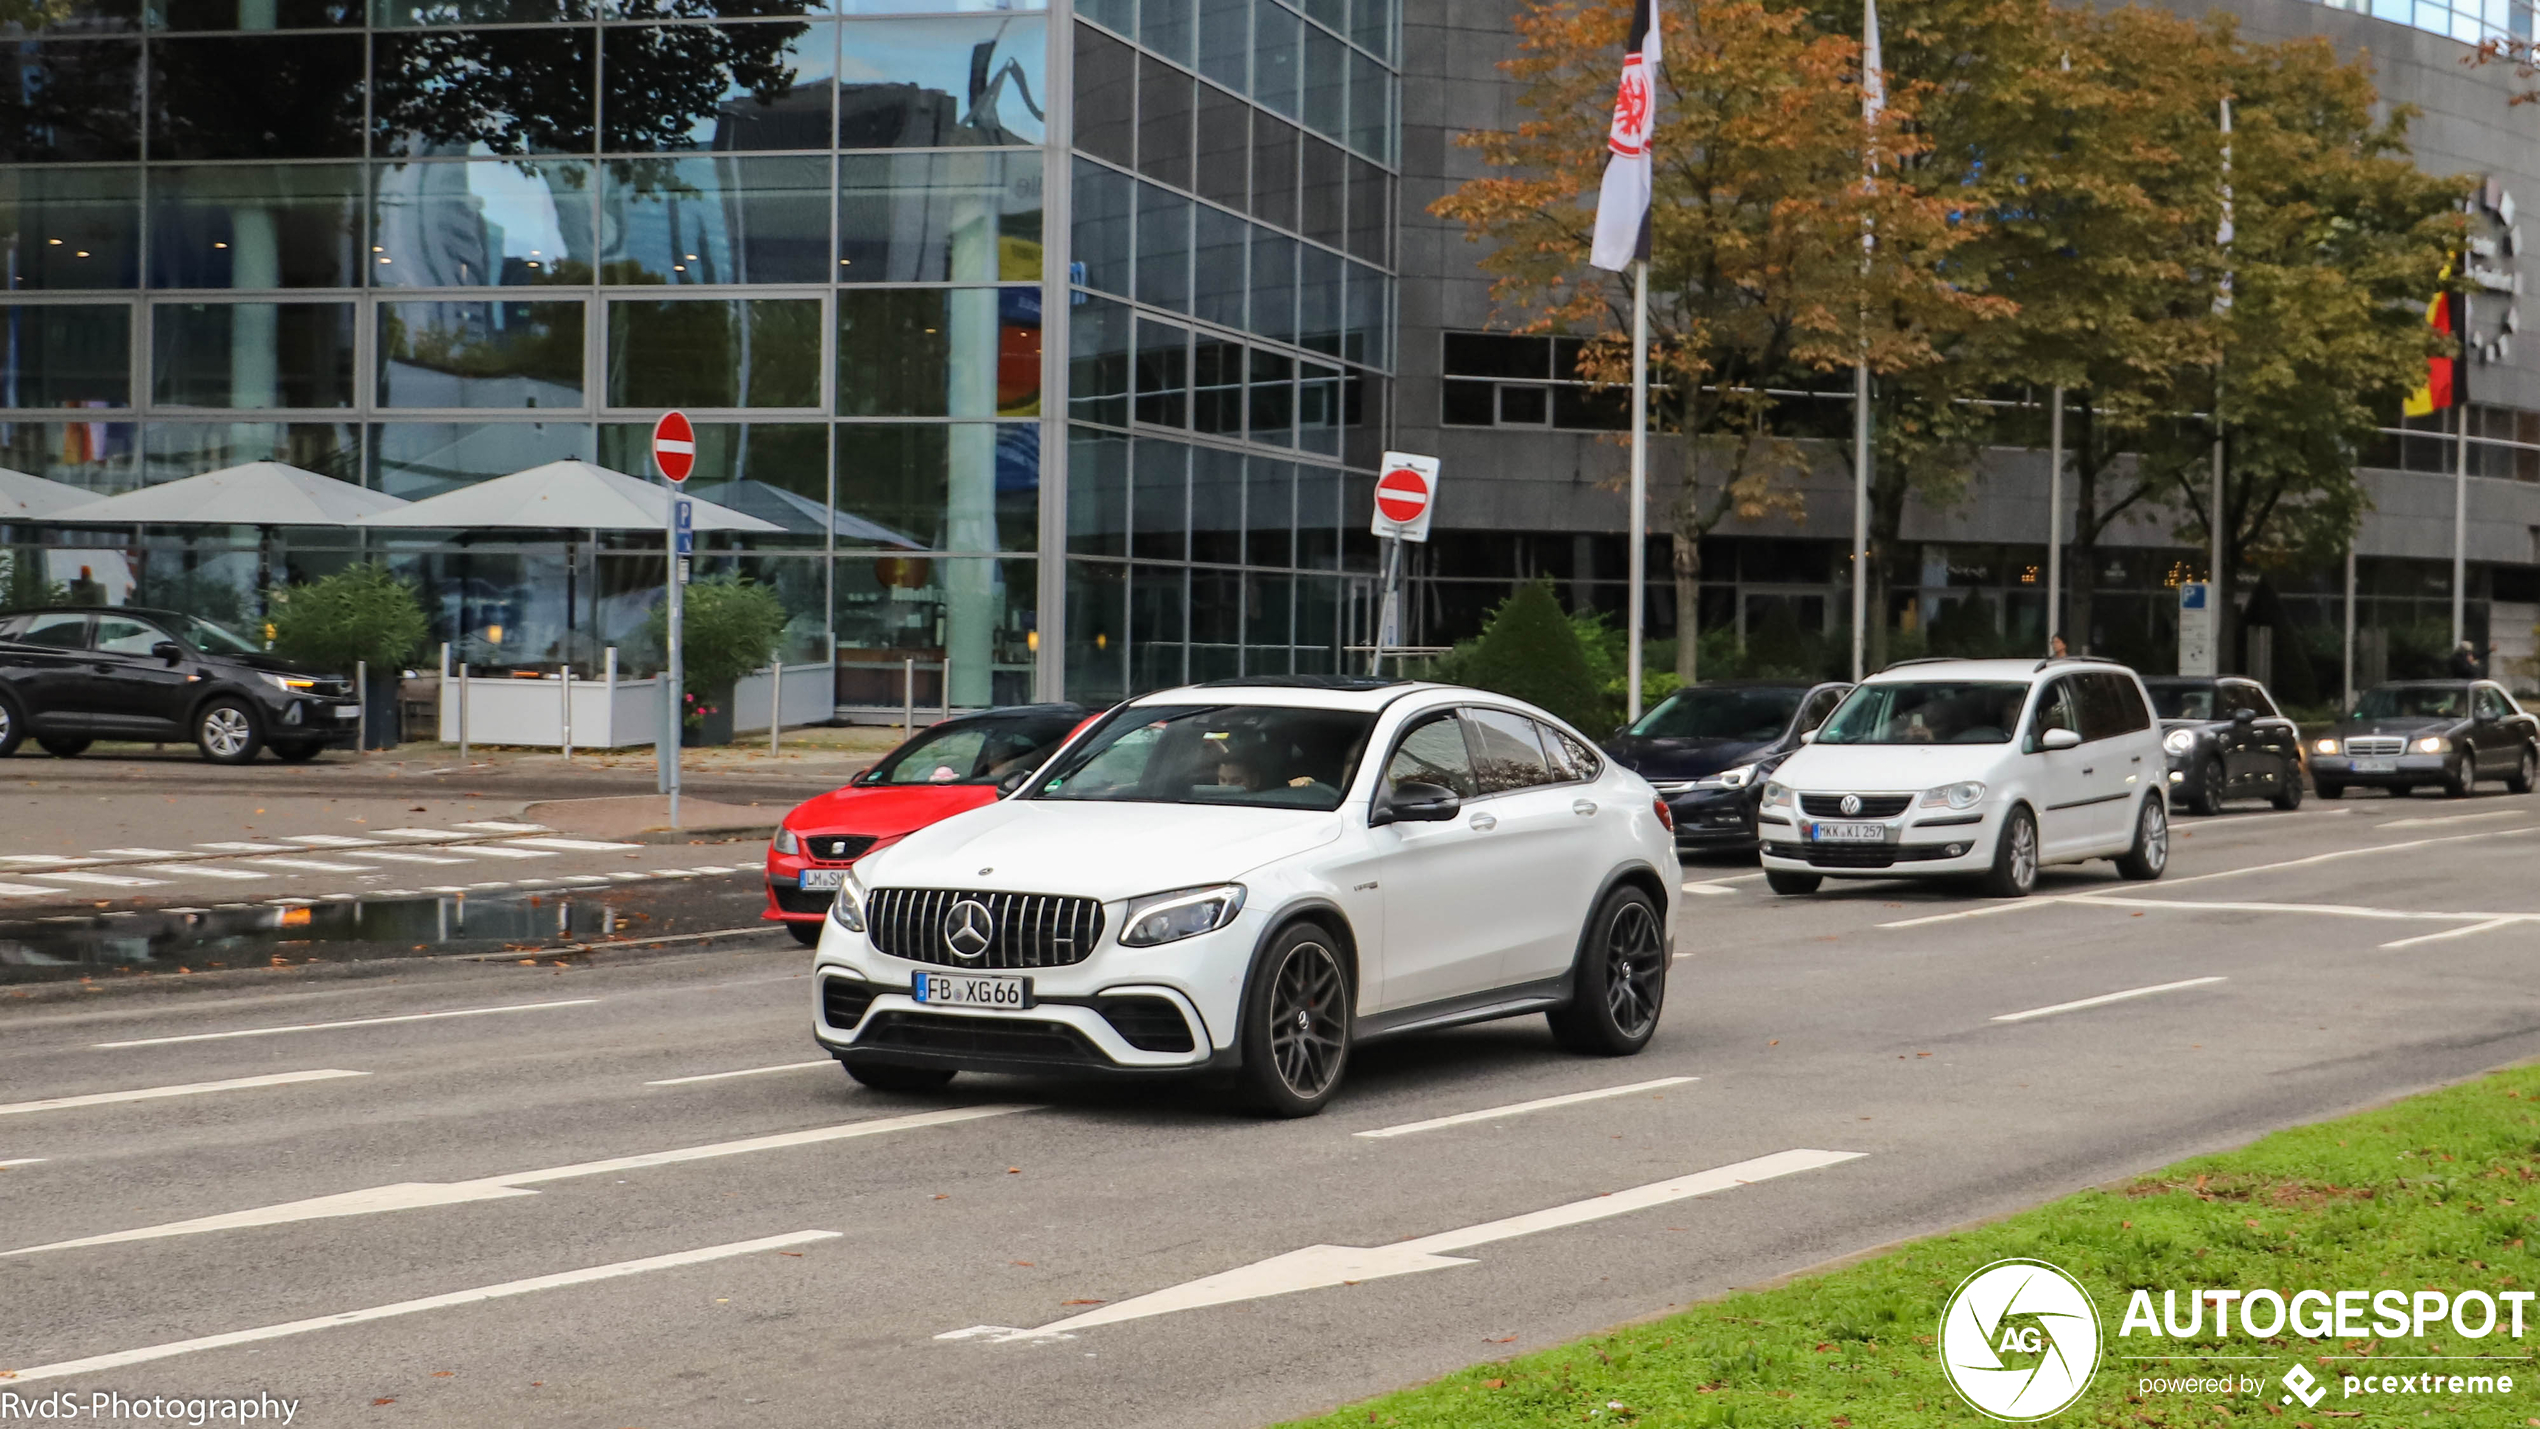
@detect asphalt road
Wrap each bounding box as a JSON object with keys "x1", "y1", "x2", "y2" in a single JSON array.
[{"x1": 5, "y1": 785, "x2": 2540, "y2": 1428}]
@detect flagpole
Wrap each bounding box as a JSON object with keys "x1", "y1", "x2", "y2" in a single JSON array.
[
  {"x1": 2211, "y1": 96, "x2": 2232, "y2": 675},
  {"x1": 1628, "y1": 259, "x2": 1648, "y2": 724},
  {"x1": 2045, "y1": 386, "x2": 2063, "y2": 654},
  {"x1": 1852, "y1": 0, "x2": 1879, "y2": 684}
]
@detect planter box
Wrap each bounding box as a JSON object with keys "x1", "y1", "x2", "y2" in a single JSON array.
[{"x1": 434, "y1": 656, "x2": 832, "y2": 749}]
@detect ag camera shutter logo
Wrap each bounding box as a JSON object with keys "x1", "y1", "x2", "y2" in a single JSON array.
[{"x1": 1940, "y1": 1258, "x2": 2103, "y2": 1421}]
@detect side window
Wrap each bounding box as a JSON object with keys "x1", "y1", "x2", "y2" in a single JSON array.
[
  {"x1": 1384, "y1": 711, "x2": 1478, "y2": 799},
  {"x1": 2072, "y1": 673, "x2": 2134, "y2": 743},
  {"x1": 2478, "y1": 687, "x2": 2512, "y2": 721},
  {"x1": 1798, "y1": 687, "x2": 1845, "y2": 732},
  {"x1": 2107, "y1": 674, "x2": 2154, "y2": 732},
  {"x1": 1464, "y1": 707, "x2": 1555, "y2": 793},
  {"x1": 16, "y1": 613, "x2": 87, "y2": 650},
  {"x1": 93, "y1": 616, "x2": 167, "y2": 656},
  {"x1": 2028, "y1": 679, "x2": 2078, "y2": 748},
  {"x1": 1537, "y1": 720, "x2": 1600, "y2": 781}
]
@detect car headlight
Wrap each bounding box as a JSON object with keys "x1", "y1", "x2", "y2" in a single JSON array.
[
  {"x1": 2313, "y1": 737, "x2": 2340, "y2": 756},
  {"x1": 1918, "y1": 780, "x2": 1986, "y2": 810},
  {"x1": 771, "y1": 825, "x2": 799, "y2": 855},
  {"x1": 258, "y1": 672, "x2": 316, "y2": 692},
  {"x1": 2163, "y1": 729, "x2": 2197, "y2": 755},
  {"x1": 827, "y1": 870, "x2": 867, "y2": 932},
  {"x1": 1760, "y1": 781, "x2": 1794, "y2": 809},
  {"x1": 1702, "y1": 763, "x2": 1759, "y2": 790},
  {"x1": 2416, "y1": 735, "x2": 2449, "y2": 754},
  {"x1": 1119, "y1": 884, "x2": 1246, "y2": 947}
]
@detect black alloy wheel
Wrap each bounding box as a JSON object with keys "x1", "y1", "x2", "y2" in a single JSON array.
[
  {"x1": 1548, "y1": 885, "x2": 1666, "y2": 1055},
  {"x1": 2510, "y1": 745, "x2": 2537, "y2": 795},
  {"x1": 841, "y1": 1057, "x2": 956, "y2": 1092},
  {"x1": 37, "y1": 736, "x2": 89, "y2": 759},
  {"x1": 2187, "y1": 756, "x2": 2226, "y2": 816},
  {"x1": 1237, "y1": 922, "x2": 1351, "y2": 1117},
  {"x1": 0, "y1": 698, "x2": 21, "y2": 758},
  {"x1": 1978, "y1": 805, "x2": 2040, "y2": 898},
  {"x1": 2271, "y1": 760, "x2": 2305, "y2": 811}
]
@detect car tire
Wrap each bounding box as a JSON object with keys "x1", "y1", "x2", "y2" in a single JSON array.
[
  {"x1": 2316, "y1": 780, "x2": 2346, "y2": 799},
  {"x1": 1235, "y1": 920, "x2": 1352, "y2": 1118},
  {"x1": 2187, "y1": 757, "x2": 2225, "y2": 816},
  {"x1": 2271, "y1": 762, "x2": 2305, "y2": 811},
  {"x1": 2509, "y1": 745, "x2": 2537, "y2": 795},
  {"x1": 195, "y1": 700, "x2": 262, "y2": 764},
  {"x1": 0, "y1": 697, "x2": 20, "y2": 758},
  {"x1": 841, "y1": 1058, "x2": 956, "y2": 1092},
  {"x1": 1978, "y1": 805, "x2": 2040, "y2": 899},
  {"x1": 785, "y1": 921, "x2": 822, "y2": 948},
  {"x1": 1764, "y1": 870, "x2": 1822, "y2": 895},
  {"x1": 2444, "y1": 758, "x2": 2473, "y2": 798},
  {"x1": 270, "y1": 741, "x2": 322, "y2": 764},
  {"x1": 37, "y1": 736, "x2": 90, "y2": 758},
  {"x1": 1547, "y1": 885, "x2": 1666, "y2": 1057},
  {"x1": 2114, "y1": 796, "x2": 2169, "y2": 881}
]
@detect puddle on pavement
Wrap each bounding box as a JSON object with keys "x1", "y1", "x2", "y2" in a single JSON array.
[{"x1": 0, "y1": 890, "x2": 638, "y2": 983}]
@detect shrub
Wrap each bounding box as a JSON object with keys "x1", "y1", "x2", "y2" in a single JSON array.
[
  {"x1": 265, "y1": 564, "x2": 428, "y2": 674},
  {"x1": 1455, "y1": 579, "x2": 1609, "y2": 731},
  {"x1": 650, "y1": 573, "x2": 787, "y2": 700}
]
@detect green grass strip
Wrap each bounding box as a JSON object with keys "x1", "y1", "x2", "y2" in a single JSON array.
[{"x1": 1282, "y1": 1064, "x2": 2540, "y2": 1427}]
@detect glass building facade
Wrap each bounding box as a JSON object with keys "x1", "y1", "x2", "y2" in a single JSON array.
[{"x1": 0, "y1": 0, "x2": 1397, "y2": 708}]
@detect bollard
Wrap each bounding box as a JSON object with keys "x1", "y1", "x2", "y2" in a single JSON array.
[
  {"x1": 769, "y1": 661, "x2": 782, "y2": 754},
  {"x1": 458, "y1": 662, "x2": 471, "y2": 763},
  {"x1": 902, "y1": 657, "x2": 914, "y2": 738},
  {"x1": 356, "y1": 659, "x2": 367, "y2": 755},
  {"x1": 942, "y1": 657, "x2": 953, "y2": 723},
  {"x1": 560, "y1": 661, "x2": 573, "y2": 761}
]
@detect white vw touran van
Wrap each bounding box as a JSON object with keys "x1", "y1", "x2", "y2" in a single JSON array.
[{"x1": 1757, "y1": 657, "x2": 2171, "y2": 898}]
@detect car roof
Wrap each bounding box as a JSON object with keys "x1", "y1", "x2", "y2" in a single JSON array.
[
  {"x1": 938, "y1": 702, "x2": 1086, "y2": 724},
  {"x1": 0, "y1": 606, "x2": 187, "y2": 622},
  {"x1": 1129, "y1": 679, "x2": 1483, "y2": 714},
  {"x1": 1660, "y1": 678, "x2": 1839, "y2": 691}
]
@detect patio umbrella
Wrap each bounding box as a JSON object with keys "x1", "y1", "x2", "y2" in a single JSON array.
[
  {"x1": 681, "y1": 477, "x2": 921, "y2": 547},
  {"x1": 0, "y1": 467, "x2": 94, "y2": 521},
  {"x1": 45, "y1": 461, "x2": 408, "y2": 526},
  {"x1": 353, "y1": 460, "x2": 780, "y2": 533}
]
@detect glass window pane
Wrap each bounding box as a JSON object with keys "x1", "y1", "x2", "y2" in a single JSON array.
[
  {"x1": 835, "y1": 555, "x2": 1036, "y2": 706},
  {"x1": 1191, "y1": 337, "x2": 1242, "y2": 436},
  {"x1": 832, "y1": 420, "x2": 1037, "y2": 551},
  {"x1": 1246, "y1": 345, "x2": 1290, "y2": 445},
  {"x1": 149, "y1": 35, "x2": 363, "y2": 160},
  {"x1": 1194, "y1": 84, "x2": 1249, "y2": 211},
  {"x1": 602, "y1": 21, "x2": 834, "y2": 153},
  {"x1": 0, "y1": 40, "x2": 140, "y2": 163},
  {"x1": 142, "y1": 422, "x2": 355, "y2": 493},
  {"x1": 0, "y1": 419, "x2": 132, "y2": 493},
  {"x1": 1072, "y1": 23, "x2": 1134, "y2": 166},
  {"x1": 607, "y1": 297, "x2": 820, "y2": 408},
  {"x1": 1197, "y1": 0, "x2": 1247, "y2": 88},
  {"x1": 1302, "y1": 26, "x2": 1344, "y2": 139},
  {"x1": 0, "y1": 167, "x2": 138, "y2": 288},
  {"x1": 596, "y1": 420, "x2": 828, "y2": 527},
  {"x1": 147, "y1": 164, "x2": 362, "y2": 290},
  {"x1": 1192, "y1": 203, "x2": 1247, "y2": 331},
  {"x1": 1135, "y1": 182, "x2": 1189, "y2": 311},
  {"x1": 9, "y1": 0, "x2": 139, "y2": 32},
  {"x1": 375, "y1": 0, "x2": 588, "y2": 25},
  {"x1": 1, "y1": 303, "x2": 128, "y2": 407},
  {"x1": 1346, "y1": 154, "x2": 1385, "y2": 263},
  {"x1": 1300, "y1": 134, "x2": 1344, "y2": 247},
  {"x1": 837, "y1": 285, "x2": 1035, "y2": 417},
  {"x1": 1131, "y1": 438, "x2": 1185, "y2": 560},
  {"x1": 376, "y1": 298, "x2": 585, "y2": 408},
  {"x1": 1191, "y1": 442, "x2": 1239, "y2": 562},
  {"x1": 372, "y1": 159, "x2": 595, "y2": 287},
  {"x1": 1140, "y1": 0, "x2": 1192, "y2": 62},
  {"x1": 1136, "y1": 53, "x2": 1192, "y2": 189},
  {"x1": 153, "y1": 301, "x2": 355, "y2": 408},
  {"x1": 1249, "y1": 111, "x2": 1297, "y2": 228},
  {"x1": 1301, "y1": 0, "x2": 1342, "y2": 33},
  {"x1": 1244, "y1": 569, "x2": 1291, "y2": 656},
  {"x1": 600, "y1": 154, "x2": 831, "y2": 283},
  {"x1": 1347, "y1": 47, "x2": 1386, "y2": 160},
  {"x1": 1297, "y1": 357, "x2": 1338, "y2": 453},
  {"x1": 1249, "y1": 226, "x2": 1294, "y2": 344},
  {"x1": 1298, "y1": 241, "x2": 1340, "y2": 354},
  {"x1": 1343, "y1": 260, "x2": 1385, "y2": 365},
  {"x1": 1070, "y1": 156, "x2": 1132, "y2": 295},
  {"x1": 1133, "y1": 317, "x2": 1186, "y2": 428},
  {"x1": 1068, "y1": 426, "x2": 1126, "y2": 555},
  {"x1": 1190, "y1": 567, "x2": 1238, "y2": 664},
  {"x1": 1244, "y1": 455, "x2": 1291, "y2": 566},
  {"x1": 374, "y1": 29, "x2": 594, "y2": 157},
  {"x1": 1069, "y1": 292, "x2": 1130, "y2": 427},
  {"x1": 1130, "y1": 561, "x2": 1185, "y2": 689},
  {"x1": 838, "y1": 16, "x2": 1045, "y2": 147},
  {"x1": 1350, "y1": 0, "x2": 1390, "y2": 60},
  {"x1": 1252, "y1": 0, "x2": 1297, "y2": 117},
  {"x1": 1295, "y1": 460, "x2": 1337, "y2": 566},
  {"x1": 839, "y1": 149, "x2": 1043, "y2": 283},
  {"x1": 1065, "y1": 558, "x2": 1128, "y2": 705},
  {"x1": 370, "y1": 420, "x2": 592, "y2": 500},
  {"x1": 153, "y1": 0, "x2": 357, "y2": 26}
]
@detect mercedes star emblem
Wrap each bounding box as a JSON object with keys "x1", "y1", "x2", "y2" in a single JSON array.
[
  {"x1": 1839, "y1": 794, "x2": 1863, "y2": 816},
  {"x1": 942, "y1": 899, "x2": 996, "y2": 960}
]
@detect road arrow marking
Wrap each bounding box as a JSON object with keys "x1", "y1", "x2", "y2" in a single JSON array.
[{"x1": 937, "y1": 1148, "x2": 1863, "y2": 1344}]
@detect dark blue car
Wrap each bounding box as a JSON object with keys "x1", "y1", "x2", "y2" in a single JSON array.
[{"x1": 1603, "y1": 680, "x2": 1852, "y2": 852}]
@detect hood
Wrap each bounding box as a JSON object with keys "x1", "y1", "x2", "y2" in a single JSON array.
[
  {"x1": 1773, "y1": 740, "x2": 2006, "y2": 792},
  {"x1": 1603, "y1": 734, "x2": 1778, "y2": 781},
  {"x1": 223, "y1": 650, "x2": 340, "y2": 679},
  {"x1": 857, "y1": 799, "x2": 1343, "y2": 903},
  {"x1": 2332, "y1": 717, "x2": 2458, "y2": 738},
  {"x1": 783, "y1": 783, "x2": 1003, "y2": 839}
]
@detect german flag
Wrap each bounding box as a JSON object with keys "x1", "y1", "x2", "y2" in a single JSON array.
[{"x1": 2403, "y1": 261, "x2": 2463, "y2": 418}]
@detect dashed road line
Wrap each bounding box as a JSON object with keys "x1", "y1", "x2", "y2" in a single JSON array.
[
  {"x1": 0, "y1": 1069, "x2": 368, "y2": 1117},
  {"x1": 2377, "y1": 809, "x2": 2523, "y2": 830},
  {"x1": 283, "y1": 835, "x2": 381, "y2": 848},
  {"x1": 2381, "y1": 916, "x2": 2525, "y2": 950},
  {"x1": 646, "y1": 1059, "x2": 834, "y2": 1087},
  {"x1": 195, "y1": 842, "x2": 290, "y2": 853},
  {"x1": 0, "y1": 1157, "x2": 49, "y2": 1169},
  {"x1": 505, "y1": 837, "x2": 644, "y2": 853},
  {"x1": 27, "y1": 872, "x2": 167, "y2": 889},
  {"x1": 1990, "y1": 977, "x2": 2228, "y2": 1023},
  {"x1": 352, "y1": 850, "x2": 473, "y2": 865},
  {"x1": 92, "y1": 998, "x2": 601, "y2": 1049},
  {"x1": 243, "y1": 858, "x2": 374, "y2": 873},
  {"x1": 136, "y1": 864, "x2": 266, "y2": 882},
  {"x1": 453, "y1": 821, "x2": 550, "y2": 834},
  {"x1": 1354, "y1": 1076, "x2": 1698, "y2": 1138}
]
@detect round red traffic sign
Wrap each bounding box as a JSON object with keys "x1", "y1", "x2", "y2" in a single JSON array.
[
  {"x1": 1375, "y1": 465, "x2": 1431, "y2": 524},
  {"x1": 652, "y1": 411, "x2": 696, "y2": 483}
]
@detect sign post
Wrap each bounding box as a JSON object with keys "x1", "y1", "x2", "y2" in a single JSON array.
[
  {"x1": 1369, "y1": 452, "x2": 1439, "y2": 675},
  {"x1": 2177, "y1": 580, "x2": 2214, "y2": 678},
  {"x1": 654, "y1": 411, "x2": 695, "y2": 828}
]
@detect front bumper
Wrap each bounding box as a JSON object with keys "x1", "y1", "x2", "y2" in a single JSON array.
[
  {"x1": 1656, "y1": 786, "x2": 1760, "y2": 847},
  {"x1": 1755, "y1": 807, "x2": 1993, "y2": 875},
  {"x1": 2314, "y1": 752, "x2": 2450, "y2": 785},
  {"x1": 260, "y1": 691, "x2": 363, "y2": 745},
  {"x1": 763, "y1": 850, "x2": 829, "y2": 923}
]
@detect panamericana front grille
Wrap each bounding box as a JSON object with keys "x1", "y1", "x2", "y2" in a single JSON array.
[
  {"x1": 866, "y1": 888, "x2": 1105, "y2": 969},
  {"x1": 2344, "y1": 736, "x2": 2405, "y2": 757},
  {"x1": 821, "y1": 976, "x2": 879, "y2": 1029},
  {"x1": 1799, "y1": 793, "x2": 1913, "y2": 819},
  {"x1": 1096, "y1": 995, "x2": 1196, "y2": 1053},
  {"x1": 808, "y1": 834, "x2": 877, "y2": 863}
]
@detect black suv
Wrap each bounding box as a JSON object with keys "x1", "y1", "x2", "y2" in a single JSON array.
[
  {"x1": 2143, "y1": 675, "x2": 2305, "y2": 815},
  {"x1": 1603, "y1": 679, "x2": 1852, "y2": 850},
  {"x1": 0, "y1": 607, "x2": 361, "y2": 764}
]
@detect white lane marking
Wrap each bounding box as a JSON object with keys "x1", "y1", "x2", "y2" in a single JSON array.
[
  {"x1": 5, "y1": 1106, "x2": 1027, "y2": 1255},
  {"x1": 2067, "y1": 893, "x2": 2538, "y2": 926},
  {"x1": 244, "y1": 858, "x2": 373, "y2": 873},
  {"x1": 466, "y1": 881, "x2": 515, "y2": 890},
  {"x1": 689, "y1": 864, "x2": 740, "y2": 874},
  {"x1": 556, "y1": 875, "x2": 612, "y2": 886},
  {"x1": 1679, "y1": 871, "x2": 1766, "y2": 885},
  {"x1": 92, "y1": 847, "x2": 191, "y2": 857},
  {"x1": 0, "y1": 1230, "x2": 841, "y2": 1383},
  {"x1": 2157, "y1": 826, "x2": 2536, "y2": 887},
  {"x1": 503, "y1": 837, "x2": 644, "y2": 852},
  {"x1": 645, "y1": 1059, "x2": 835, "y2": 1087},
  {"x1": 1, "y1": 1157, "x2": 49, "y2": 1168},
  {"x1": 0, "y1": 1069, "x2": 367, "y2": 1117},
  {"x1": 26, "y1": 871, "x2": 167, "y2": 888},
  {"x1": 452, "y1": 821, "x2": 550, "y2": 833},
  {"x1": 456, "y1": 846, "x2": 557, "y2": 861},
  {"x1": 93, "y1": 998, "x2": 600, "y2": 1049},
  {"x1": 194, "y1": 842, "x2": 289, "y2": 853},
  {"x1": 608, "y1": 871, "x2": 651, "y2": 881},
  {"x1": 1880, "y1": 897, "x2": 2078, "y2": 929},
  {"x1": 1680, "y1": 883, "x2": 1736, "y2": 897},
  {"x1": 2377, "y1": 809, "x2": 2522, "y2": 830},
  {"x1": 265, "y1": 897, "x2": 317, "y2": 907},
  {"x1": 350, "y1": 849, "x2": 472, "y2": 865},
  {"x1": 378, "y1": 828, "x2": 470, "y2": 840},
  {"x1": 1990, "y1": 977, "x2": 2228, "y2": 1023},
  {"x1": 1354, "y1": 1076, "x2": 1698, "y2": 1138},
  {"x1": 940, "y1": 1149, "x2": 1863, "y2": 1344},
  {"x1": 0, "y1": 855, "x2": 105, "y2": 866},
  {"x1": 2381, "y1": 917, "x2": 2524, "y2": 950},
  {"x1": 2180, "y1": 808, "x2": 2351, "y2": 828},
  {"x1": 0, "y1": 882, "x2": 63, "y2": 896},
  {"x1": 136, "y1": 864, "x2": 267, "y2": 882},
  {"x1": 283, "y1": 835, "x2": 380, "y2": 847}
]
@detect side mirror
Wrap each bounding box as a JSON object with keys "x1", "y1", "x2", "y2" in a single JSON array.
[
  {"x1": 1370, "y1": 781, "x2": 1461, "y2": 827},
  {"x1": 150, "y1": 641, "x2": 183, "y2": 664},
  {"x1": 996, "y1": 767, "x2": 1032, "y2": 795},
  {"x1": 2040, "y1": 727, "x2": 2083, "y2": 751},
  {"x1": 1798, "y1": 728, "x2": 1819, "y2": 744},
  {"x1": 2232, "y1": 707, "x2": 2257, "y2": 725},
  {"x1": 1611, "y1": 726, "x2": 1628, "y2": 740}
]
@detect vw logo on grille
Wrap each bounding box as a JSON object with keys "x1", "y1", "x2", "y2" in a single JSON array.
[
  {"x1": 942, "y1": 899, "x2": 996, "y2": 960},
  {"x1": 1839, "y1": 794, "x2": 1863, "y2": 816}
]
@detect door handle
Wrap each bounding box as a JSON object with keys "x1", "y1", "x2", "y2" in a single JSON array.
[
  {"x1": 1572, "y1": 798, "x2": 1598, "y2": 816},
  {"x1": 2130, "y1": 755, "x2": 2142, "y2": 762},
  {"x1": 1468, "y1": 812, "x2": 1498, "y2": 831},
  {"x1": 2081, "y1": 766, "x2": 2094, "y2": 776}
]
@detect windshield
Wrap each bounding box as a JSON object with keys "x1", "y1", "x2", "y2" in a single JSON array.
[
  {"x1": 1031, "y1": 704, "x2": 1374, "y2": 810},
  {"x1": 2147, "y1": 685, "x2": 2217, "y2": 720},
  {"x1": 2355, "y1": 686, "x2": 2469, "y2": 720},
  {"x1": 1816, "y1": 681, "x2": 2029, "y2": 745},
  {"x1": 176, "y1": 616, "x2": 263, "y2": 656},
  {"x1": 870, "y1": 717, "x2": 1079, "y2": 785},
  {"x1": 1628, "y1": 687, "x2": 1802, "y2": 741}
]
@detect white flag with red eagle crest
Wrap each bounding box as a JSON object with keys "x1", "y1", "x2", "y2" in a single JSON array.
[{"x1": 1588, "y1": 0, "x2": 1662, "y2": 272}]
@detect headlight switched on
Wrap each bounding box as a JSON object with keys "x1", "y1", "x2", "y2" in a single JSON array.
[
  {"x1": 2163, "y1": 729, "x2": 2197, "y2": 755},
  {"x1": 2415, "y1": 735, "x2": 2449, "y2": 753},
  {"x1": 1918, "y1": 781, "x2": 1986, "y2": 810},
  {"x1": 1119, "y1": 884, "x2": 1247, "y2": 947},
  {"x1": 2313, "y1": 737, "x2": 2341, "y2": 756},
  {"x1": 771, "y1": 825, "x2": 799, "y2": 855},
  {"x1": 258, "y1": 672, "x2": 317, "y2": 693}
]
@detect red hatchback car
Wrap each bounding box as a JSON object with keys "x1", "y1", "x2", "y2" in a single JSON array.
[{"x1": 765, "y1": 703, "x2": 1090, "y2": 944}]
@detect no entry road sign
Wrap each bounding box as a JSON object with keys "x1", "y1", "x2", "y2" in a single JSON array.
[
  {"x1": 653, "y1": 411, "x2": 696, "y2": 483},
  {"x1": 1372, "y1": 452, "x2": 1438, "y2": 542}
]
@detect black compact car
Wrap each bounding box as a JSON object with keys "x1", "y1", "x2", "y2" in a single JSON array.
[
  {"x1": 0, "y1": 607, "x2": 361, "y2": 764},
  {"x1": 2143, "y1": 675, "x2": 2306, "y2": 814},
  {"x1": 1604, "y1": 679, "x2": 1852, "y2": 850},
  {"x1": 2310, "y1": 679, "x2": 2540, "y2": 798}
]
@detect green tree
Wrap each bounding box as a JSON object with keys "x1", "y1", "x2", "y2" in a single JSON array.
[
  {"x1": 648, "y1": 574, "x2": 787, "y2": 710},
  {"x1": 1457, "y1": 580, "x2": 1610, "y2": 731},
  {"x1": 265, "y1": 565, "x2": 429, "y2": 674}
]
